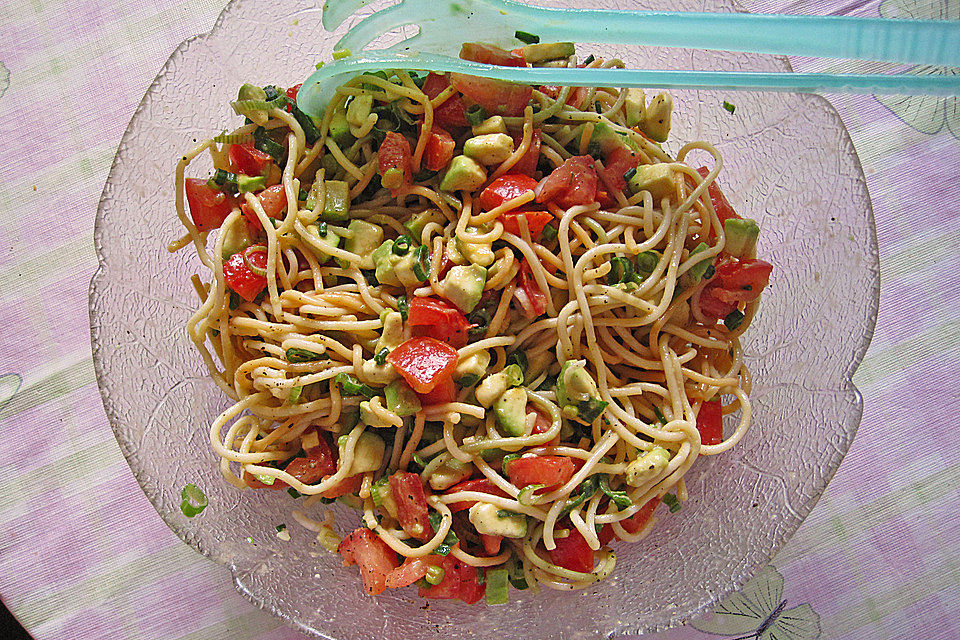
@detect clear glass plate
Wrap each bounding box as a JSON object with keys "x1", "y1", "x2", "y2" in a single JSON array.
[{"x1": 89, "y1": 0, "x2": 879, "y2": 637}]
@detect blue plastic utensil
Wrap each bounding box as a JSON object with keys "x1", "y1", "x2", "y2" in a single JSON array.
[{"x1": 298, "y1": 0, "x2": 960, "y2": 116}]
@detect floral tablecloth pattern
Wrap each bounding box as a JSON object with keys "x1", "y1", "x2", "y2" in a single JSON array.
[{"x1": 1, "y1": 0, "x2": 957, "y2": 638}]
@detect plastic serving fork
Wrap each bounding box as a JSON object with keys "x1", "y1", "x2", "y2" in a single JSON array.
[{"x1": 298, "y1": 0, "x2": 960, "y2": 116}]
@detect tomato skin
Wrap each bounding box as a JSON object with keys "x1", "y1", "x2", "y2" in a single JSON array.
[
  {"x1": 423, "y1": 73, "x2": 469, "y2": 129},
  {"x1": 418, "y1": 555, "x2": 485, "y2": 604},
  {"x1": 697, "y1": 167, "x2": 742, "y2": 225},
  {"x1": 531, "y1": 407, "x2": 553, "y2": 435},
  {"x1": 500, "y1": 211, "x2": 553, "y2": 238},
  {"x1": 449, "y1": 73, "x2": 533, "y2": 117},
  {"x1": 697, "y1": 399, "x2": 724, "y2": 446},
  {"x1": 714, "y1": 259, "x2": 772, "y2": 302},
  {"x1": 240, "y1": 184, "x2": 287, "y2": 227},
  {"x1": 378, "y1": 131, "x2": 413, "y2": 195},
  {"x1": 222, "y1": 248, "x2": 267, "y2": 302},
  {"x1": 319, "y1": 473, "x2": 363, "y2": 499},
  {"x1": 597, "y1": 144, "x2": 638, "y2": 195},
  {"x1": 548, "y1": 527, "x2": 594, "y2": 573},
  {"x1": 698, "y1": 288, "x2": 738, "y2": 320},
  {"x1": 407, "y1": 297, "x2": 472, "y2": 348},
  {"x1": 185, "y1": 178, "x2": 235, "y2": 232},
  {"x1": 229, "y1": 142, "x2": 272, "y2": 177},
  {"x1": 281, "y1": 430, "x2": 338, "y2": 485},
  {"x1": 460, "y1": 42, "x2": 527, "y2": 67},
  {"x1": 339, "y1": 527, "x2": 400, "y2": 595},
  {"x1": 510, "y1": 128, "x2": 541, "y2": 176},
  {"x1": 385, "y1": 556, "x2": 438, "y2": 588},
  {"x1": 285, "y1": 83, "x2": 301, "y2": 108},
  {"x1": 444, "y1": 478, "x2": 509, "y2": 512},
  {"x1": 514, "y1": 259, "x2": 548, "y2": 319},
  {"x1": 388, "y1": 337, "x2": 459, "y2": 394},
  {"x1": 423, "y1": 126, "x2": 456, "y2": 172},
  {"x1": 600, "y1": 496, "x2": 662, "y2": 545},
  {"x1": 418, "y1": 374, "x2": 457, "y2": 406},
  {"x1": 390, "y1": 472, "x2": 435, "y2": 541},
  {"x1": 481, "y1": 534, "x2": 503, "y2": 555},
  {"x1": 535, "y1": 155, "x2": 599, "y2": 208},
  {"x1": 478, "y1": 173, "x2": 539, "y2": 211},
  {"x1": 506, "y1": 455, "x2": 575, "y2": 489}
]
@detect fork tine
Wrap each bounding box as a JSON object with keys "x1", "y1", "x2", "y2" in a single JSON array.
[
  {"x1": 334, "y1": 3, "x2": 415, "y2": 54},
  {"x1": 321, "y1": 0, "x2": 377, "y2": 32}
]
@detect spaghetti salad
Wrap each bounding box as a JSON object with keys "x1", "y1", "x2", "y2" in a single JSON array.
[{"x1": 172, "y1": 40, "x2": 773, "y2": 604}]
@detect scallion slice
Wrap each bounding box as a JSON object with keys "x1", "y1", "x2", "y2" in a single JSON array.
[
  {"x1": 374, "y1": 347, "x2": 389, "y2": 366},
  {"x1": 179, "y1": 484, "x2": 208, "y2": 517},
  {"x1": 518, "y1": 484, "x2": 545, "y2": 506},
  {"x1": 465, "y1": 104, "x2": 487, "y2": 127},
  {"x1": 396, "y1": 295, "x2": 409, "y2": 320},
  {"x1": 285, "y1": 347, "x2": 326, "y2": 362},
  {"x1": 242, "y1": 245, "x2": 268, "y2": 277},
  {"x1": 599, "y1": 475, "x2": 632, "y2": 509},
  {"x1": 652, "y1": 405, "x2": 668, "y2": 425},
  {"x1": 288, "y1": 385, "x2": 303, "y2": 405},
  {"x1": 506, "y1": 351, "x2": 528, "y2": 375},
  {"x1": 253, "y1": 126, "x2": 286, "y2": 164},
  {"x1": 723, "y1": 101, "x2": 736, "y2": 114},
  {"x1": 582, "y1": 54, "x2": 596, "y2": 66},
  {"x1": 515, "y1": 30, "x2": 540, "y2": 44},
  {"x1": 334, "y1": 372, "x2": 377, "y2": 398},
  {"x1": 502, "y1": 453, "x2": 521, "y2": 475},
  {"x1": 607, "y1": 256, "x2": 634, "y2": 285},
  {"x1": 724, "y1": 309, "x2": 745, "y2": 330},
  {"x1": 663, "y1": 492, "x2": 682, "y2": 513},
  {"x1": 412, "y1": 244, "x2": 430, "y2": 281},
  {"x1": 392, "y1": 235, "x2": 412, "y2": 255}
]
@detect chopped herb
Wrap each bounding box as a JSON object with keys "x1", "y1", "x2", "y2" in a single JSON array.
[
  {"x1": 559, "y1": 475, "x2": 599, "y2": 516},
  {"x1": 467, "y1": 307, "x2": 490, "y2": 336},
  {"x1": 599, "y1": 475, "x2": 632, "y2": 509},
  {"x1": 179, "y1": 483, "x2": 208, "y2": 517},
  {"x1": 334, "y1": 372, "x2": 378, "y2": 398},
  {"x1": 724, "y1": 309, "x2": 745, "y2": 331},
  {"x1": 663, "y1": 492, "x2": 682, "y2": 513},
  {"x1": 286, "y1": 347, "x2": 327, "y2": 362},
  {"x1": 465, "y1": 104, "x2": 487, "y2": 127},
  {"x1": 723, "y1": 101, "x2": 736, "y2": 114},
  {"x1": 515, "y1": 30, "x2": 540, "y2": 44},
  {"x1": 506, "y1": 351, "x2": 528, "y2": 375},
  {"x1": 374, "y1": 348, "x2": 390, "y2": 366},
  {"x1": 392, "y1": 235, "x2": 413, "y2": 255},
  {"x1": 276, "y1": 523, "x2": 287, "y2": 533},
  {"x1": 541, "y1": 223, "x2": 558, "y2": 243},
  {"x1": 287, "y1": 487, "x2": 302, "y2": 498},
  {"x1": 396, "y1": 295, "x2": 409, "y2": 320},
  {"x1": 582, "y1": 54, "x2": 595, "y2": 66},
  {"x1": 412, "y1": 244, "x2": 431, "y2": 281},
  {"x1": 652, "y1": 405, "x2": 667, "y2": 425}
]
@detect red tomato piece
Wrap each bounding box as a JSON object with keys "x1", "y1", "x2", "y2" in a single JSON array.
[
  {"x1": 388, "y1": 337, "x2": 459, "y2": 394},
  {"x1": 566, "y1": 86, "x2": 589, "y2": 110},
  {"x1": 423, "y1": 125, "x2": 456, "y2": 172},
  {"x1": 222, "y1": 247, "x2": 268, "y2": 302},
  {"x1": 418, "y1": 555, "x2": 485, "y2": 604},
  {"x1": 449, "y1": 73, "x2": 533, "y2": 117},
  {"x1": 389, "y1": 472, "x2": 435, "y2": 541},
  {"x1": 535, "y1": 156, "x2": 598, "y2": 208},
  {"x1": 510, "y1": 128, "x2": 541, "y2": 176},
  {"x1": 714, "y1": 259, "x2": 773, "y2": 302},
  {"x1": 385, "y1": 556, "x2": 438, "y2": 589},
  {"x1": 407, "y1": 296, "x2": 473, "y2": 348},
  {"x1": 185, "y1": 178, "x2": 234, "y2": 232},
  {"x1": 418, "y1": 374, "x2": 457, "y2": 406},
  {"x1": 285, "y1": 83, "x2": 301, "y2": 110},
  {"x1": 229, "y1": 142, "x2": 273, "y2": 177},
  {"x1": 339, "y1": 527, "x2": 399, "y2": 595},
  {"x1": 500, "y1": 211, "x2": 553, "y2": 238},
  {"x1": 697, "y1": 167, "x2": 742, "y2": 225},
  {"x1": 241, "y1": 471, "x2": 283, "y2": 490},
  {"x1": 698, "y1": 287, "x2": 738, "y2": 320},
  {"x1": 597, "y1": 144, "x2": 638, "y2": 195},
  {"x1": 460, "y1": 42, "x2": 527, "y2": 67},
  {"x1": 319, "y1": 473, "x2": 363, "y2": 499},
  {"x1": 514, "y1": 259, "x2": 548, "y2": 319},
  {"x1": 548, "y1": 527, "x2": 594, "y2": 573},
  {"x1": 531, "y1": 406, "x2": 553, "y2": 435},
  {"x1": 378, "y1": 131, "x2": 413, "y2": 196},
  {"x1": 481, "y1": 534, "x2": 503, "y2": 555},
  {"x1": 616, "y1": 496, "x2": 662, "y2": 538},
  {"x1": 478, "y1": 173, "x2": 539, "y2": 211},
  {"x1": 696, "y1": 399, "x2": 724, "y2": 446},
  {"x1": 444, "y1": 478, "x2": 509, "y2": 512},
  {"x1": 423, "y1": 73, "x2": 469, "y2": 129},
  {"x1": 281, "y1": 429, "x2": 338, "y2": 485},
  {"x1": 506, "y1": 455, "x2": 575, "y2": 489},
  {"x1": 240, "y1": 183, "x2": 287, "y2": 227}
]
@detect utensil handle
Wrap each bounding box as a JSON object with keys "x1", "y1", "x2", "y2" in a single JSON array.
[{"x1": 512, "y1": 4, "x2": 960, "y2": 67}]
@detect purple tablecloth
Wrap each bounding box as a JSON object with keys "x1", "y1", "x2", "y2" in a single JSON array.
[{"x1": 1, "y1": 0, "x2": 957, "y2": 638}]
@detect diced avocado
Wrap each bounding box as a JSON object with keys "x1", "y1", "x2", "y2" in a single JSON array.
[
  {"x1": 378, "y1": 311, "x2": 404, "y2": 350},
  {"x1": 440, "y1": 155, "x2": 487, "y2": 192},
  {"x1": 345, "y1": 93, "x2": 374, "y2": 128},
  {"x1": 342, "y1": 219, "x2": 383, "y2": 269},
  {"x1": 589, "y1": 122, "x2": 638, "y2": 158},
  {"x1": 623, "y1": 88, "x2": 646, "y2": 128},
  {"x1": 404, "y1": 208, "x2": 447, "y2": 238},
  {"x1": 321, "y1": 180, "x2": 350, "y2": 222},
  {"x1": 237, "y1": 174, "x2": 266, "y2": 193},
  {"x1": 555, "y1": 360, "x2": 608, "y2": 425},
  {"x1": 344, "y1": 430, "x2": 385, "y2": 474},
  {"x1": 372, "y1": 240, "x2": 423, "y2": 288},
  {"x1": 463, "y1": 133, "x2": 515, "y2": 166},
  {"x1": 485, "y1": 567, "x2": 510, "y2": 605},
  {"x1": 370, "y1": 477, "x2": 399, "y2": 518},
  {"x1": 428, "y1": 457, "x2": 472, "y2": 490},
  {"x1": 468, "y1": 502, "x2": 527, "y2": 537},
  {"x1": 641, "y1": 92, "x2": 673, "y2": 143},
  {"x1": 455, "y1": 233, "x2": 496, "y2": 267},
  {"x1": 358, "y1": 401, "x2": 380, "y2": 427},
  {"x1": 472, "y1": 115, "x2": 507, "y2": 136},
  {"x1": 634, "y1": 250, "x2": 661, "y2": 278},
  {"x1": 455, "y1": 349, "x2": 491, "y2": 385},
  {"x1": 461, "y1": 434, "x2": 504, "y2": 461},
  {"x1": 302, "y1": 222, "x2": 340, "y2": 263},
  {"x1": 384, "y1": 379, "x2": 422, "y2": 417},
  {"x1": 724, "y1": 218, "x2": 760, "y2": 258},
  {"x1": 361, "y1": 359, "x2": 399, "y2": 385},
  {"x1": 475, "y1": 364, "x2": 525, "y2": 408},
  {"x1": 220, "y1": 221, "x2": 254, "y2": 259},
  {"x1": 682, "y1": 242, "x2": 712, "y2": 285},
  {"x1": 495, "y1": 387, "x2": 529, "y2": 436},
  {"x1": 440, "y1": 264, "x2": 487, "y2": 313},
  {"x1": 238, "y1": 83, "x2": 267, "y2": 102},
  {"x1": 627, "y1": 163, "x2": 681, "y2": 200},
  {"x1": 328, "y1": 107, "x2": 354, "y2": 147},
  {"x1": 520, "y1": 42, "x2": 576, "y2": 63},
  {"x1": 625, "y1": 445, "x2": 671, "y2": 487}
]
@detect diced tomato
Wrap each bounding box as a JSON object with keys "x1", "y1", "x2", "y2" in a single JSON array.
[
  {"x1": 423, "y1": 125, "x2": 456, "y2": 172},
  {"x1": 539, "y1": 85, "x2": 561, "y2": 99},
  {"x1": 418, "y1": 374, "x2": 457, "y2": 406},
  {"x1": 698, "y1": 288, "x2": 738, "y2": 320},
  {"x1": 617, "y1": 496, "x2": 662, "y2": 537},
  {"x1": 242, "y1": 471, "x2": 282, "y2": 490},
  {"x1": 481, "y1": 534, "x2": 503, "y2": 555},
  {"x1": 445, "y1": 478, "x2": 509, "y2": 512},
  {"x1": 407, "y1": 296, "x2": 473, "y2": 348},
  {"x1": 339, "y1": 527, "x2": 399, "y2": 595},
  {"x1": 285, "y1": 83, "x2": 301, "y2": 109},
  {"x1": 389, "y1": 472, "x2": 435, "y2": 541},
  {"x1": 388, "y1": 337, "x2": 458, "y2": 393},
  {"x1": 506, "y1": 455, "x2": 575, "y2": 489},
  {"x1": 510, "y1": 128, "x2": 541, "y2": 176},
  {"x1": 229, "y1": 142, "x2": 273, "y2": 177},
  {"x1": 449, "y1": 73, "x2": 533, "y2": 118},
  {"x1": 423, "y1": 73, "x2": 469, "y2": 129},
  {"x1": 500, "y1": 210, "x2": 553, "y2": 238},
  {"x1": 418, "y1": 555, "x2": 485, "y2": 604},
  {"x1": 240, "y1": 183, "x2": 287, "y2": 227},
  {"x1": 531, "y1": 406, "x2": 553, "y2": 435},
  {"x1": 697, "y1": 399, "x2": 724, "y2": 446},
  {"x1": 535, "y1": 155, "x2": 598, "y2": 208},
  {"x1": 378, "y1": 131, "x2": 413, "y2": 196},
  {"x1": 385, "y1": 556, "x2": 438, "y2": 588},
  {"x1": 548, "y1": 526, "x2": 594, "y2": 573},
  {"x1": 714, "y1": 259, "x2": 773, "y2": 303},
  {"x1": 478, "y1": 173, "x2": 539, "y2": 212},
  {"x1": 597, "y1": 144, "x2": 638, "y2": 195},
  {"x1": 185, "y1": 178, "x2": 235, "y2": 232},
  {"x1": 514, "y1": 259, "x2": 548, "y2": 319},
  {"x1": 697, "y1": 167, "x2": 742, "y2": 225},
  {"x1": 319, "y1": 473, "x2": 363, "y2": 499},
  {"x1": 282, "y1": 430, "x2": 338, "y2": 485},
  {"x1": 566, "y1": 86, "x2": 589, "y2": 110},
  {"x1": 222, "y1": 247, "x2": 268, "y2": 302},
  {"x1": 460, "y1": 42, "x2": 527, "y2": 67}
]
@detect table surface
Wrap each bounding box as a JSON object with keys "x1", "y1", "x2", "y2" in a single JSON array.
[{"x1": 1, "y1": 0, "x2": 958, "y2": 639}]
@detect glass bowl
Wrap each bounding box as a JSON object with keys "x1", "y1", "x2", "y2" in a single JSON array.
[{"x1": 90, "y1": 0, "x2": 879, "y2": 637}]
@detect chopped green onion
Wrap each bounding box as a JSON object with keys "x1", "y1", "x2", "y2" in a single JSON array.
[
  {"x1": 663, "y1": 493, "x2": 682, "y2": 513},
  {"x1": 373, "y1": 348, "x2": 389, "y2": 366},
  {"x1": 212, "y1": 131, "x2": 254, "y2": 145},
  {"x1": 465, "y1": 104, "x2": 487, "y2": 127},
  {"x1": 467, "y1": 308, "x2": 490, "y2": 336},
  {"x1": 287, "y1": 487, "x2": 302, "y2": 498},
  {"x1": 485, "y1": 566, "x2": 510, "y2": 605},
  {"x1": 276, "y1": 523, "x2": 287, "y2": 533},
  {"x1": 290, "y1": 103, "x2": 321, "y2": 145},
  {"x1": 411, "y1": 453, "x2": 428, "y2": 469},
  {"x1": 396, "y1": 295, "x2": 409, "y2": 320},
  {"x1": 335, "y1": 372, "x2": 378, "y2": 398},
  {"x1": 559, "y1": 475, "x2": 599, "y2": 516},
  {"x1": 652, "y1": 405, "x2": 668, "y2": 425},
  {"x1": 255, "y1": 473, "x2": 276, "y2": 486},
  {"x1": 392, "y1": 235, "x2": 412, "y2": 255},
  {"x1": 635, "y1": 250, "x2": 660, "y2": 277},
  {"x1": 456, "y1": 373, "x2": 480, "y2": 388},
  {"x1": 622, "y1": 167, "x2": 637, "y2": 183},
  {"x1": 541, "y1": 223, "x2": 558, "y2": 243},
  {"x1": 607, "y1": 256, "x2": 634, "y2": 285},
  {"x1": 332, "y1": 48, "x2": 352, "y2": 60},
  {"x1": 253, "y1": 127, "x2": 286, "y2": 164},
  {"x1": 298, "y1": 188, "x2": 309, "y2": 201},
  {"x1": 427, "y1": 511, "x2": 459, "y2": 555},
  {"x1": 286, "y1": 347, "x2": 327, "y2": 362},
  {"x1": 724, "y1": 309, "x2": 745, "y2": 331},
  {"x1": 316, "y1": 221, "x2": 328, "y2": 236},
  {"x1": 246, "y1": 536, "x2": 255, "y2": 544},
  {"x1": 723, "y1": 101, "x2": 736, "y2": 114},
  {"x1": 515, "y1": 30, "x2": 540, "y2": 44},
  {"x1": 288, "y1": 385, "x2": 303, "y2": 405},
  {"x1": 502, "y1": 453, "x2": 521, "y2": 475},
  {"x1": 703, "y1": 263, "x2": 716, "y2": 280},
  {"x1": 582, "y1": 54, "x2": 596, "y2": 66},
  {"x1": 179, "y1": 484, "x2": 208, "y2": 517},
  {"x1": 599, "y1": 475, "x2": 632, "y2": 509},
  {"x1": 507, "y1": 557, "x2": 528, "y2": 590},
  {"x1": 242, "y1": 245, "x2": 268, "y2": 277},
  {"x1": 315, "y1": 61, "x2": 325, "y2": 70},
  {"x1": 262, "y1": 85, "x2": 282, "y2": 101},
  {"x1": 506, "y1": 351, "x2": 528, "y2": 375},
  {"x1": 517, "y1": 483, "x2": 545, "y2": 506},
  {"x1": 425, "y1": 565, "x2": 446, "y2": 585},
  {"x1": 412, "y1": 245, "x2": 430, "y2": 281}
]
